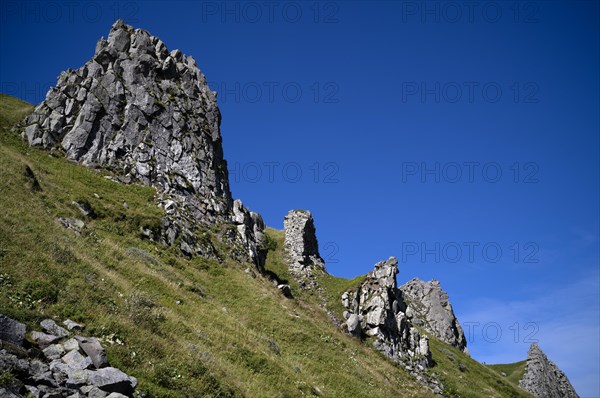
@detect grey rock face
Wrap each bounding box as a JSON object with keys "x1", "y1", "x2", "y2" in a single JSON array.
[
  {"x1": 0, "y1": 314, "x2": 26, "y2": 345},
  {"x1": 519, "y1": 343, "x2": 579, "y2": 398},
  {"x1": 23, "y1": 19, "x2": 265, "y2": 269},
  {"x1": 283, "y1": 210, "x2": 325, "y2": 276},
  {"x1": 342, "y1": 257, "x2": 431, "y2": 367},
  {"x1": 400, "y1": 278, "x2": 468, "y2": 354}
]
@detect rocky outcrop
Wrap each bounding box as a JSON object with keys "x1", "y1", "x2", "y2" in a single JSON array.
[
  {"x1": 400, "y1": 278, "x2": 468, "y2": 354},
  {"x1": 232, "y1": 200, "x2": 268, "y2": 271},
  {"x1": 22, "y1": 20, "x2": 265, "y2": 268},
  {"x1": 519, "y1": 343, "x2": 579, "y2": 398},
  {"x1": 0, "y1": 314, "x2": 137, "y2": 398},
  {"x1": 342, "y1": 258, "x2": 432, "y2": 367},
  {"x1": 283, "y1": 210, "x2": 325, "y2": 276}
]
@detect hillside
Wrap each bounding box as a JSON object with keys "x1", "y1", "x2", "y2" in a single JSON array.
[{"x1": 0, "y1": 92, "x2": 537, "y2": 397}]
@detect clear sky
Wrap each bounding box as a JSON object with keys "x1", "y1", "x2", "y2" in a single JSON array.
[{"x1": 1, "y1": 1, "x2": 598, "y2": 395}]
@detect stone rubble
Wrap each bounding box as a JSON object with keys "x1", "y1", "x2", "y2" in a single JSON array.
[{"x1": 0, "y1": 314, "x2": 137, "y2": 398}]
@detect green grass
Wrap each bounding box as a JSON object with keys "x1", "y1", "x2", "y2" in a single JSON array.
[
  {"x1": 427, "y1": 337, "x2": 532, "y2": 398},
  {"x1": 488, "y1": 361, "x2": 527, "y2": 387}
]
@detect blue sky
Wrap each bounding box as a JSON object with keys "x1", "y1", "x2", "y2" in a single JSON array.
[{"x1": 1, "y1": 1, "x2": 598, "y2": 395}]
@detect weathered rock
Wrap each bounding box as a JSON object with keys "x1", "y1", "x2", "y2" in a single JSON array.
[
  {"x1": 85, "y1": 367, "x2": 137, "y2": 394},
  {"x1": 284, "y1": 210, "x2": 326, "y2": 276},
  {"x1": 42, "y1": 344, "x2": 65, "y2": 360},
  {"x1": 41, "y1": 319, "x2": 70, "y2": 338},
  {"x1": 81, "y1": 386, "x2": 109, "y2": 398},
  {"x1": 400, "y1": 278, "x2": 468, "y2": 354},
  {"x1": 61, "y1": 350, "x2": 93, "y2": 370},
  {"x1": 23, "y1": 19, "x2": 266, "y2": 268},
  {"x1": 75, "y1": 336, "x2": 108, "y2": 369},
  {"x1": 62, "y1": 338, "x2": 79, "y2": 352},
  {"x1": 30, "y1": 331, "x2": 60, "y2": 348},
  {"x1": 342, "y1": 257, "x2": 431, "y2": 367},
  {"x1": 63, "y1": 320, "x2": 84, "y2": 332},
  {"x1": 231, "y1": 199, "x2": 267, "y2": 270},
  {"x1": 519, "y1": 343, "x2": 579, "y2": 398},
  {"x1": 0, "y1": 314, "x2": 26, "y2": 345},
  {"x1": 0, "y1": 387, "x2": 20, "y2": 398},
  {"x1": 55, "y1": 218, "x2": 85, "y2": 234}
]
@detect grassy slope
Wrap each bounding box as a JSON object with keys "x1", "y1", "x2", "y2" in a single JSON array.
[
  {"x1": 0, "y1": 93, "x2": 532, "y2": 398},
  {"x1": 427, "y1": 338, "x2": 532, "y2": 398},
  {"x1": 0, "y1": 94, "x2": 435, "y2": 397},
  {"x1": 487, "y1": 361, "x2": 528, "y2": 387}
]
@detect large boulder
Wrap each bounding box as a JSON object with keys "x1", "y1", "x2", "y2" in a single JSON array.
[
  {"x1": 519, "y1": 343, "x2": 579, "y2": 398},
  {"x1": 400, "y1": 278, "x2": 468, "y2": 354}
]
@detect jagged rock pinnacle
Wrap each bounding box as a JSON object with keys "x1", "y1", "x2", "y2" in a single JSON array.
[{"x1": 519, "y1": 343, "x2": 579, "y2": 398}]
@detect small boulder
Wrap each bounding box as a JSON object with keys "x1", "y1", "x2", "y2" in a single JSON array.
[
  {"x1": 41, "y1": 319, "x2": 70, "y2": 338},
  {"x1": 63, "y1": 319, "x2": 84, "y2": 331},
  {"x1": 31, "y1": 331, "x2": 60, "y2": 348},
  {"x1": 42, "y1": 344, "x2": 65, "y2": 360},
  {"x1": 75, "y1": 336, "x2": 108, "y2": 368},
  {"x1": 62, "y1": 338, "x2": 79, "y2": 352},
  {"x1": 62, "y1": 349, "x2": 93, "y2": 370},
  {"x1": 0, "y1": 315, "x2": 26, "y2": 346},
  {"x1": 86, "y1": 367, "x2": 137, "y2": 394}
]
